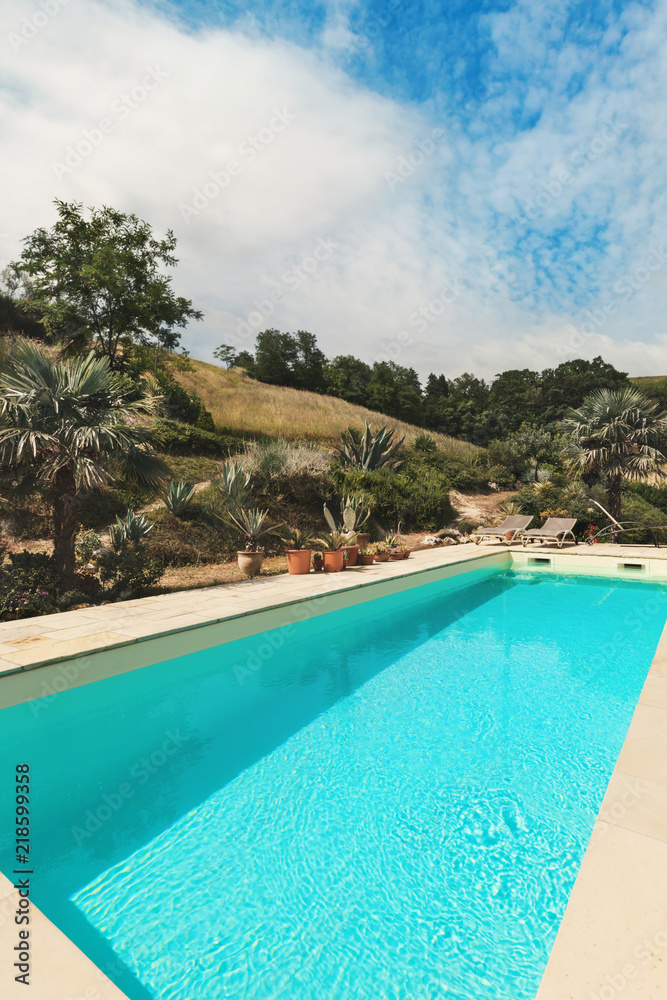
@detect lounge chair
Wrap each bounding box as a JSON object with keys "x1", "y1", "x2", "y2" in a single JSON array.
[
  {"x1": 474, "y1": 515, "x2": 533, "y2": 545},
  {"x1": 519, "y1": 517, "x2": 577, "y2": 548}
]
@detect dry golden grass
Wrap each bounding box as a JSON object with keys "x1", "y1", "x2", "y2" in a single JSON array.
[
  {"x1": 158, "y1": 555, "x2": 288, "y2": 591},
  {"x1": 174, "y1": 360, "x2": 480, "y2": 459}
]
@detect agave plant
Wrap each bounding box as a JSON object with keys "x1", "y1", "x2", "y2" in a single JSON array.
[
  {"x1": 337, "y1": 421, "x2": 405, "y2": 470},
  {"x1": 499, "y1": 499, "x2": 525, "y2": 516},
  {"x1": 323, "y1": 495, "x2": 370, "y2": 536},
  {"x1": 314, "y1": 530, "x2": 348, "y2": 551},
  {"x1": 340, "y1": 494, "x2": 371, "y2": 531},
  {"x1": 211, "y1": 461, "x2": 251, "y2": 507},
  {"x1": 221, "y1": 507, "x2": 283, "y2": 551},
  {"x1": 279, "y1": 526, "x2": 315, "y2": 550},
  {"x1": 108, "y1": 510, "x2": 153, "y2": 552},
  {"x1": 163, "y1": 479, "x2": 196, "y2": 516}
]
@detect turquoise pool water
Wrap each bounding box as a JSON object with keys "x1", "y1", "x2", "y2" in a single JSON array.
[{"x1": 1, "y1": 566, "x2": 666, "y2": 999}]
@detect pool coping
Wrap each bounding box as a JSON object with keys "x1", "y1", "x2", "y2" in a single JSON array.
[{"x1": 1, "y1": 541, "x2": 667, "y2": 998}]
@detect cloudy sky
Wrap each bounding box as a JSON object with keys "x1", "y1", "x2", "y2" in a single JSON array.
[{"x1": 2, "y1": 0, "x2": 667, "y2": 380}]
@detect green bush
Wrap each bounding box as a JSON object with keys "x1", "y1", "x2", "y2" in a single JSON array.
[
  {"x1": 336, "y1": 467, "x2": 453, "y2": 531},
  {"x1": 196, "y1": 408, "x2": 216, "y2": 433},
  {"x1": 154, "y1": 419, "x2": 244, "y2": 457},
  {"x1": 146, "y1": 507, "x2": 235, "y2": 565},
  {"x1": 487, "y1": 465, "x2": 516, "y2": 489},
  {"x1": 627, "y1": 482, "x2": 667, "y2": 516},
  {"x1": 78, "y1": 485, "x2": 153, "y2": 529},
  {"x1": 6, "y1": 551, "x2": 60, "y2": 592},
  {"x1": 97, "y1": 547, "x2": 165, "y2": 597},
  {"x1": 414, "y1": 433, "x2": 437, "y2": 453},
  {"x1": 620, "y1": 494, "x2": 667, "y2": 543}
]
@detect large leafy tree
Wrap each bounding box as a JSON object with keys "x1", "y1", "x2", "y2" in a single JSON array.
[
  {"x1": 0, "y1": 341, "x2": 169, "y2": 588},
  {"x1": 562, "y1": 387, "x2": 667, "y2": 526},
  {"x1": 11, "y1": 200, "x2": 202, "y2": 367}
]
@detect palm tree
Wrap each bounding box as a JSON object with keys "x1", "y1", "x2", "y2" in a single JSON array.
[
  {"x1": 562, "y1": 387, "x2": 667, "y2": 530},
  {"x1": 0, "y1": 341, "x2": 168, "y2": 588}
]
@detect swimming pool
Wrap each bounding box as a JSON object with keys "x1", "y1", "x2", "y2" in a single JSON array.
[{"x1": 1, "y1": 565, "x2": 665, "y2": 999}]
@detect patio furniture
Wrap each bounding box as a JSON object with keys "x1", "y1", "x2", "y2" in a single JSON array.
[
  {"x1": 519, "y1": 517, "x2": 577, "y2": 548},
  {"x1": 474, "y1": 515, "x2": 533, "y2": 545}
]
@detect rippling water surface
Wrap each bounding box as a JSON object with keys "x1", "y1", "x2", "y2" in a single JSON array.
[{"x1": 1, "y1": 566, "x2": 665, "y2": 999}]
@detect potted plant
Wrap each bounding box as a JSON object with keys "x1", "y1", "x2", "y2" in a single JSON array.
[
  {"x1": 222, "y1": 508, "x2": 283, "y2": 577},
  {"x1": 314, "y1": 531, "x2": 348, "y2": 572},
  {"x1": 398, "y1": 544, "x2": 411, "y2": 559},
  {"x1": 312, "y1": 551, "x2": 324, "y2": 572},
  {"x1": 372, "y1": 541, "x2": 390, "y2": 562},
  {"x1": 358, "y1": 547, "x2": 375, "y2": 566},
  {"x1": 279, "y1": 527, "x2": 314, "y2": 575},
  {"x1": 323, "y1": 503, "x2": 359, "y2": 566},
  {"x1": 341, "y1": 494, "x2": 371, "y2": 553}
]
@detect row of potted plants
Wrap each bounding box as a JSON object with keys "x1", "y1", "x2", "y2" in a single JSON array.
[{"x1": 223, "y1": 498, "x2": 410, "y2": 577}]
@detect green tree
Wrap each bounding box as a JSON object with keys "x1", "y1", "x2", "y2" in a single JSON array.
[
  {"x1": 251, "y1": 329, "x2": 297, "y2": 385},
  {"x1": 213, "y1": 344, "x2": 237, "y2": 368},
  {"x1": 0, "y1": 342, "x2": 169, "y2": 588},
  {"x1": 324, "y1": 355, "x2": 372, "y2": 405},
  {"x1": 562, "y1": 387, "x2": 667, "y2": 527},
  {"x1": 292, "y1": 331, "x2": 327, "y2": 391},
  {"x1": 11, "y1": 200, "x2": 202, "y2": 367},
  {"x1": 508, "y1": 422, "x2": 558, "y2": 481}
]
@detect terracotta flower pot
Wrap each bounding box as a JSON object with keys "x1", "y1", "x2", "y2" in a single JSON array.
[
  {"x1": 358, "y1": 554, "x2": 375, "y2": 565},
  {"x1": 323, "y1": 550, "x2": 345, "y2": 572},
  {"x1": 286, "y1": 549, "x2": 312, "y2": 575},
  {"x1": 237, "y1": 550, "x2": 263, "y2": 577},
  {"x1": 374, "y1": 553, "x2": 390, "y2": 562},
  {"x1": 355, "y1": 532, "x2": 370, "y2": 550},
  {"x1": 313, "y1": 556, "x2": 324, "y2": 572},
  {"x1": 342, "y1": 544, "x2": 359, "y2": 566},
  {"x1": 402, "y1": 549, "x2": 410, "y2": 559},
  {"x1": 390, "y1": 549, "x2": 403, "y2": 560}
]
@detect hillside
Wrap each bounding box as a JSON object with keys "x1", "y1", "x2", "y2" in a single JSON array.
[
  {"x1": 630, "y1": 376, "x2": 667, "y2": 386},
  {"x1": 174, "y1": 359, "x2": 480, "y2": 459}
]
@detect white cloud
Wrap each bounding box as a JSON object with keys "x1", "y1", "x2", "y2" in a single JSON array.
[{"x1": 1, "y1": 0, "x2": 667, "y2": 381}]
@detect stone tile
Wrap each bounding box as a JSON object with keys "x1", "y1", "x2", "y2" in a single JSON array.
[
  {"x1": 649, "y1": 653, "x2": 667, "y2": 679},
  {"x1": 616, "y1": 705, "x2": 667, "y2": 785},
  {"x1": 640, "y1": 674, "x2": 667, "y2": 710},
  {"x1": 536, "y1": 823, "x2": 667, "y2": 1000},
  {"x1": 0, "y1": 886, "x2": 129, "y2": 999},
  {"x1": 0, "y1": 871, "x2": 14, "y2": 901},
  {"x1": 597, "y1": 770, "x2": 667, "y2": 844}
]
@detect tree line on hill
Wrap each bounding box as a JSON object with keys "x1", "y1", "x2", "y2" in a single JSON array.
[{"x1": 215, "y1": 330, "x2": 630, "y2": 443}]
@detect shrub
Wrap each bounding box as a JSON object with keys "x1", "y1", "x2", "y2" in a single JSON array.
[
  {"x1": 336, "y1": 467, "x2": 453, "y2": 531},
  {"x1": 487, "y1": 465, "x2": 516, "y2": 489},
  {"x1": 97, "y1": 548, "x2": 165, "y2": 597},
  {"x1": 146, "y1": 507, "x2": 235, "y2": 565},
  {"x1": 6, "y1": 551, "x2": 59, "y2": 592},
  {"x1": 0, "y1": 586, "x2": 55, "y2": 619},
  {"x1": 456, "y1": 519, "x2": 480, "y2": 535},
  {"x1": 620, "y1": 494, "x2": 667, "y2": 543},
  {"x1": 78, "y1": 485, "x2": 153, "y2": 529},
  {"x1": 196, "y1": 407, "x2": 216, "y2": 433},
  {"x1": 154, "y1": 419, "x2": 244, "y2": 457},
  {"x1": 75, "y1": 530, "x2": 102, "y2": 566},
  {"x1": 414, "y1": 433, "x2": 437, "y2": 453}
]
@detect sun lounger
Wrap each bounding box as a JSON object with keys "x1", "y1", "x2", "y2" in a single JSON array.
[
  {"x1": 519, "y1": 517, "x2": 577, "y2": 548},
  {"x1": 474, "y1": 515, "x2": 533, "y2": 545}
]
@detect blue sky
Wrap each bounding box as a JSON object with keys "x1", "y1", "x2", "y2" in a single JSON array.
[{"x1": 1, "y1": 0, "x2": 666, "y2": 377}]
